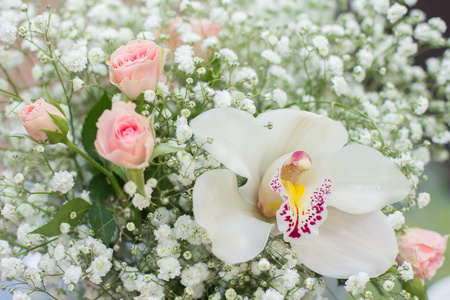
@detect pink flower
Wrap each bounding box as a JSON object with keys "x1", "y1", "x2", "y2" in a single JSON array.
[
  {"x1": 397, "y1": 228, "x2": 449, "y2": 284},
  {"x1": 94, "y1": 101, "x2": 154, "y2": 169},
  {"x1": 164, "y1": 18, "x2": 221, "y2": 59},
  {"x1": 107, "y1": 40, "x2": 168, "y2": 99},
  {"x1": 17, "y1": 98, "x2": 66, "y2": 142}
]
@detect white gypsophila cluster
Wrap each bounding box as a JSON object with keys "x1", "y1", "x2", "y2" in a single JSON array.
[
  {"x1": 61, "y1": 50, "x2": 88, "y2": 73},
  {"x1": 261, "y1": 49, "x2": 281, "y2": 64},
  {"x1": 398, "y1": 261, "x2": 415, "y2": 281},
  {"x1": 0, "y1": 257, "x2": 24, "y2": 281},
  {"x1": 49, "y1": 170, "x2": 75, "y2": 194},
  {"x1": 72, "y1": 76, "x2": 84, "y2": 92},
  {"x1": 157, "y1": 257, "x2": 181, "y2": 280},
  {"x1": 213, "y1": 90, "x2": 232, "y2": 108},
  {"x1": 12, "y1": 291, "x2": 31, "y2": 300},
  {"x1": 0, "y1": 22, "x2": 17, "y2": 44},
  {"x1": 175, "y1": 45, "x2": 195, "y2": 74},
  {"x1": 344, "y1": 272, "x2": 370, "y2": 295},
  {"x1": 175, "y1": 116, "x2": 193, "y2": 143},
  {"x1": 417, "y1": 192, "x2": 430, "y2": 208},
  {"x1": 387, "y1": 211, "x2": 405, "y2": 230}
]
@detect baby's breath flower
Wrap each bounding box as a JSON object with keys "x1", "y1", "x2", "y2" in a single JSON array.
[
  {"x1": 388, "y1": 211, "x2": 405, "y2": 230},
  {"x1": 417, "y1": 192, "x2": 430, "y2": 209},
  {"x1": 383, "y1": 280, "x2": 395, "y2": 291},
  {"x1": 50, "y1": 171, "x2": 75, "y2": 194},
  {"x1": 387, "y1": 3, "x2": 408, "y2": 24},
  {"x1": 124, "y1": 181, "x2": 137, "y2": 196},
  {"x1": 344, "y1": 272, "x2": 370, "y2": 295},
  {"x1": 72, "y1": 76, "x2": 85, "y2": 92},
  {"x1": 261, "y1": 49, "x2": 281, "y2": 64}
]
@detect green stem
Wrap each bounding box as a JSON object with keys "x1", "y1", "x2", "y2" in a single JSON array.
[
  {"x1": 62, "y1": 138, "x2": 125, "y2": 199},
  {"x1": 126, "y1": 168, "x2": 146, "y2": 196}
]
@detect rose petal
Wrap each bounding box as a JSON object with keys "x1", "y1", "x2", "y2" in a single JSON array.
[
  {"x1": 193, "y1": 169, "x2": 274, "y2": 264},
  {"x1": 323, "y1": 144, "x2": 411, "y2": 214},
  {"x1": 291, "y1": 208, "x2": 398, "y2": 278}
]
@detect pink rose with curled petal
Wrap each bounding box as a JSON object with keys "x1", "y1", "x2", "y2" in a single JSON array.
[
  {"x1": 17, "y1": 98, "x2": 66, "y2": 142},
  {"x1": 107, "y1": 40, "x2": 168, "y2": 100},
  {"x1": 397, "y1": 228, "x2": 449, "y2": 284},
  {"x1": 94, "y1": 101, "x2": 154, "y2": 169}
]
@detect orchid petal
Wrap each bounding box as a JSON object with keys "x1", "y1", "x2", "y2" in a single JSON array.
[
  {"x1": 291, "y1": 208, "x2": 398, "y2": 278},
  {"x1": 323, "y1": 144, "x2": 411, "y2": 214},
  {"x1": 256, "y1": 109, "x2": 348, "y2": 171},
  {"x1": 193, "y1": 169, "x2": 274, "y2": 264},
  {"x1": 190, "y1": 108, "x2": 268, "y2": 204}
]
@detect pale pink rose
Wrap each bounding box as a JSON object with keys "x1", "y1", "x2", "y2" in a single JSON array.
[
  {"x1": 397, "y1": 228, "x2": 449, "y2": 284},
  {"x1": 107, "y1": 40, "x2": 168, "y2": 100},
  {"x1": 94, "y1": 101, "x2": 154, "y2": 169},
  {"x1": 17, "y1": 98, "x2": 66, "y2": 142},
  {"x1": 164, "y1": 18, "x2": 221, "y2": 59}
]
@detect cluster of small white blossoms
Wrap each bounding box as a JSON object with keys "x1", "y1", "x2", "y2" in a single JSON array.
[{"x1": 0, "y1": 0, "x2": 449, "y2": 299}]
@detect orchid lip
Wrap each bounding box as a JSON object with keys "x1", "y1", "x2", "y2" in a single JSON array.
[{"x1": 258, "y1": 150, "x2": 332, "y2": 245}]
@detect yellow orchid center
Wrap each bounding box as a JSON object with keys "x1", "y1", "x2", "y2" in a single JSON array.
[
  {"x1": 258, "y1": 151, "x2": 312, "y2": 218},
  {"x1": 283, "y1": 180, "x2": 306, "y2": 216}
]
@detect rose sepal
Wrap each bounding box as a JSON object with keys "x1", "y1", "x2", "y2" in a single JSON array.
[{"x1": 40, "y1": 112, "x2": 69, "y2": 144}]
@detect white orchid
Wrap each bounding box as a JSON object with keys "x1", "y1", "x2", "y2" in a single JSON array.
[{"x1": 191, "y1": 108, "x2": 411, "y2": 278}]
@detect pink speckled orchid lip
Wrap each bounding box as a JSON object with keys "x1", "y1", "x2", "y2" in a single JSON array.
[{"x1": 267, "y1": 151, "x2": 331, "y2": 245}]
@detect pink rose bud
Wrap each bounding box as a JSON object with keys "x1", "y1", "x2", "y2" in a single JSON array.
[
  {"x1": 397, "y1": 228, "x2": 449, "y2": 284},
  {"x1": 107, "y1": 40, "x2": 168, "y2": 100},
  {"x1": 17, "y1": 98, "x2": 66, "y2": 142},
  {"x1": 94, "y1": 101, "x2": 154, "y2": 169},
  {"x1": 164, "y1": 18, "x2": 221, "y2": 59}
]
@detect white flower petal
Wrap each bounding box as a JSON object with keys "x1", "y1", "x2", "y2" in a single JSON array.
[
  {"x1": 193, "y1": 169, "x2": 274, "y2": 264},
  {"x1": 256, "y1": 109, "x2": 349, "y2": 171},
  {"x1": 190, "y1": 108, "x2": 268, "y2": 204},
  {"x1": 324, "y1": 144, "x2": 411, "y2": 214},
  {"x1": 292, "y1": 208, "x2": 398, "y2": 278}
]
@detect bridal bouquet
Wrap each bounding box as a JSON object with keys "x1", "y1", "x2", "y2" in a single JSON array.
[{"x1": 1, "y1": 0, "x2": 449, "y2": 299}]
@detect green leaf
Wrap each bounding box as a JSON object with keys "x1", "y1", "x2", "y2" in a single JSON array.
[
  {"x1": 112, "y1": 165, "x2": 127, "y2": 181},
  {"x1": 32, "y1": 198, "x2": 91, "y2": 237},
  {"x1": 81, "y1": 93, "x2": 112, "y2": 160},
  {"x1": 88, "y1": 173, "x2": 113, "y2": 203},
  {"x1": 40, "y1": 129, "x2": 67, "y2": 144},
  {"x1": 48, "y1": 113, "x2": 68, "y2": 135},
  {"x1": 89, "y1": 204, "x2": 116, "y2": 245},
  {"x1": 151, "y1": 143, "x2": 186, "y2": 159},
  {"x1": 43, "y1": 83, "x2": 65, "y2": 116},
  {"x1": 402, "y1": 278, "x2": 428, "y2": 300}
]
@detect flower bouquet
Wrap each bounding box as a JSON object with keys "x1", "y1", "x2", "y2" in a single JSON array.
[{"x1": 0, "y1": 0, "x2": 449, "y2": 299}]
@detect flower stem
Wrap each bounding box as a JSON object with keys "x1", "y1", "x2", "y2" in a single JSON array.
[
  {"x1": 126, "y1": 168, "x2": 146, "y2": 196},
  {"x1": 62, "y1": 138, "x2": 125, "y2": 199}
]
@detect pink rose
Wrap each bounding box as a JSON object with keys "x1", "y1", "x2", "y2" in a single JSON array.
[
  {"x1": 397, "y1": 228, "x2": 449, "y2": 284},
  {"x1": 17, "y1": 98, "x2": 66, "y2": 142},
  {"x1": 107, "y1": 40, "x2": 168, "y2": 100},
  {"x1": 94, "y1": 101, "x2": 154, "y2": 169},
  {"x1": 164, "y1": 18, "x2": 221, "y2": 59}
]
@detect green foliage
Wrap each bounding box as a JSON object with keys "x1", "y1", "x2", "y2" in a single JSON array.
[
  {"x1": 402, "y1": 278, "x2": 428, "y2": 300},
  {"x1": 32, "y1": 198, "x2": 91, "y2": 237},
  {"x1": 81, "y1": 93, "x2": 112, "y2": 160},
  {"x1": 151, "y1": 142, "x2": 186, "y2": 159},
  {"x1": 88, "y1": 204, "x2": 116, "y2": 245},
  {"x1": 88, "y1": 173, "x2": 113, "y2": 203},
  {"x1": 40, "y1": 112, "x2": 69, "y2": 144}
]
